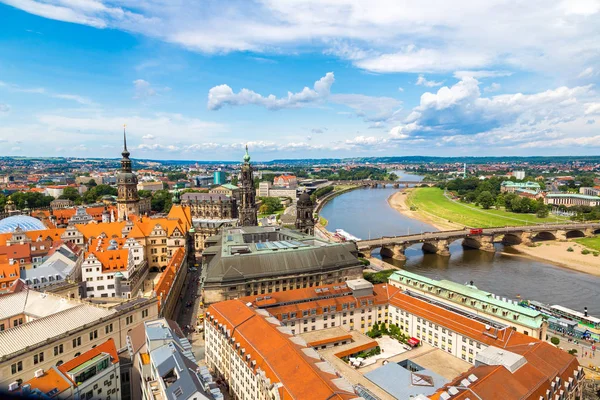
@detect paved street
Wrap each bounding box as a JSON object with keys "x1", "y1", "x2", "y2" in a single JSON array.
[{"x1": 175, "y1": 260, "x2": 206, "y2": 361}]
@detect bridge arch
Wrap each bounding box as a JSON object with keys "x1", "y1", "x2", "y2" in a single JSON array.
[
  {"x1": 532, "y1": 231, "x2": 556, "y2": 242},
  {"x1": 595, "y1": 228, "x2": 600, "y2": 235},
  {"x1": 461, "y1": 237, "x2": 482, "y2": 250},
  {"x1": 500, "y1": 233, "x2": 522, "y2": 245},
  {"x1": 421, "y1": 242, "x2": 439, "y2": 254},
  {"x1": 565, "y1": 230, "x2": 585, "y2": 239}
]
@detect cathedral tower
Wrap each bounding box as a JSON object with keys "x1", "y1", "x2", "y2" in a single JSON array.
[
  {"x1": 295, "y1": 192, "x2": 315, "y2": 235},
  {"x1": 239, "y1": 145, "x2": 257, "y2": 226},
  {"x1": 117, "y1": 127, "x2": 140, "y2": 221}
]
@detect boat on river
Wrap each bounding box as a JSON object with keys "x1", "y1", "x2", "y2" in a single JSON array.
[{"x1": 334, "y1": 229, "x2": 361, "y2": 242}]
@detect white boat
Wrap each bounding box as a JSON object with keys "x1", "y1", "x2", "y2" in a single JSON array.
[{"x1": 335, "y1": 229, "x2": 362, "y2": 241}]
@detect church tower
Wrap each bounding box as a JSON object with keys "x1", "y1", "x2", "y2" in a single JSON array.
[
  {"x1": 117, "y1": 127, "x2": 140, "y2": 221},
  {"x1": 239, "y1": 145, "x2": 257, "y2": 226},
  {"x1": 295, "y1": 192, "x2": 315, "y2": 235}
]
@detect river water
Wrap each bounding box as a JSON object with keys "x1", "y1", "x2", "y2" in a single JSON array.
[{"x1": 320, "y1": 171, "x2": 600, "y2": 315}]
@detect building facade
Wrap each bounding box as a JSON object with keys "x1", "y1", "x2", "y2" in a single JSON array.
[
  {"x1": 17, "y1": 339, "x2": 121, "y2": 400},
  {"x1": 388, "y1": 270, "x2": 547, "y2": 338},
  {"x1": 201, "y1": 226, "x2": 364, "y2": 304},
  {"x1": 0, "y1": 289, "x2": 159, "y2": 388},
  {"x1": 545, "y1": 193, "x2": 600, "y2": 207},
  {"x1": 181, "y1": 193, "x2": 237, "y2": 220}
]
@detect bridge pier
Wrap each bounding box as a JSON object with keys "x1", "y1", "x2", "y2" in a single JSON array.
[
  {"x1": 520, "y1": 232, "x2": 534, "y2": 247},
  {"x1": 585, "y1": 228, "x2": 596, "y2": 237},
  {"x1": 555, "y1": 230, "x2": 567, "y2": 241},
  {"x1": 360, "y1": 249, "x2": 372, "y2": 258}
]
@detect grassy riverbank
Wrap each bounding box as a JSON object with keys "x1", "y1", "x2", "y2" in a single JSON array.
[
  {"x1": 574, "y1": 237, "x2": 600, "y2": 252},
  {"x1": 407, "y1": 187, "x2": 570, "y2": 228}
]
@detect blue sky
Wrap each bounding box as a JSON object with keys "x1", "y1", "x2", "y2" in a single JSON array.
[{"x1": 0, "y1": 0, "x2": 599, "y2": 160}]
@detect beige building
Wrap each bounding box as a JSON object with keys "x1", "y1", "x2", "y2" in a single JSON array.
[
  {"x1": 0, "y1": 288, "x2": 159, "y2": 389},
  {"x1": 137, "y1": 181, "x2": 163, "y2": 192}
]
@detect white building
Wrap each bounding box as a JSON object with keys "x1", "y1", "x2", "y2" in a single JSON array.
[
  {"x1": 513, "y1": 170, "x2": 526, "y2": 180},
  {"x1": 82, "y1": 237, "x2": 147, "y2": 299}
]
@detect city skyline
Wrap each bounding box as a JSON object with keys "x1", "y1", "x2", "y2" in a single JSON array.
[{"x1": 1, "y1": 1, "x2": 600, "y2": 160}]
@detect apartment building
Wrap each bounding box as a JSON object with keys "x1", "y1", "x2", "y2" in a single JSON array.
[
  {"x1": 205, "y1": 300, "x2": 357, "y2": 400},
  {"x1": 82, "y1": 237, "x2": 147, "y2": 299},
  {"x1": 127, "y1": 318, "x2": 221, "y2": 400},
  {"x1": 15, "y1": 339, "x2": 121, "y2": 399},
  {"x1": 240, "y1": 279, "x2": 400, "y2": 335},
  {"x1": 544, "y1": 193, "x2": 600, "y2": 207},
  {"x1": 388, "y1": 270, "x2": 547, "y2": 338},
  {"x1": 0, "y1": 288, "x2": 159, "y2": 389}
]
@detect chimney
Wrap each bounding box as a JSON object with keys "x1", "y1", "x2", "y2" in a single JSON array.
[{"x1": 584, "y1": 307, "x2": 588, "y2": 317}]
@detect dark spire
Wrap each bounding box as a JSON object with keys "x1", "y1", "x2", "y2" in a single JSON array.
[{"x1": 122, "y1": 124, "x2": 130, "y2": 159}]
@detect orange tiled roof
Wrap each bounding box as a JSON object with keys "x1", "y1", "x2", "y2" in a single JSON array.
[
  {"x1": 0, "y1": 243, "x2": 32, "y2": 260},
  {"x1": 240, "y1": 282, "x2": 400, "y2": 322},
  {"x1": 0, "y1": 263, "x2": 20, "y2": 288},
  {"x1": 155, "y1": 247, "x2": 185, "y2": 311},
  {"x1": 86, "y1": 249, "x2": 129, "y2": 272},
  {"x1": 23, "y1": 367, "x2": 71, "y2": 397},
  {"x1": 437, "y1": 341, "x2": 580, "y2": 400},
  {"x1": 208, "y1": 300, "x2": 356, "y2": 400},
  {"x1": 0, "y1": 228, "x2": 65, "y2": 247},
  {"x1": 58, "y1": 338, "x2": 119, "y2": 383}
]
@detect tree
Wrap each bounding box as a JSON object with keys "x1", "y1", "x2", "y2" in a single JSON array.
[
  {"x1": 477, "y1": 191, "x2": 494, "y2": 209},
  {"x1": 151, "y1": 190, "x2": 172, "y2": 213},
  {"x1": 258, "y1": 197, "x2": 282, "y2": 215},
  {"x1": 86, "y1": 179, "x2": 97, "y2": 188},
  {"x1": 536, "y1": 204, "x2": 549, "y2": 218},
  {"x1": 138, "y1": 190, "x2": 153, "y2": 199},
  {"x1": 59, "y1": 187, "x2": 81, "y2": 202},
  {"x1": 550, "y1": 337, "x2": 560, "y2": 346},
  {"x1": 567, "y1": 349, "x2": 578, "y2": 356},
  {"x1": 82, "y1": 184, "x2": 117, "y2": 204}
]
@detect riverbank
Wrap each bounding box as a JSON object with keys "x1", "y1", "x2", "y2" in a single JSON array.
[
  {"x1": 508, "y1": 242, "x2": 600, "y2": 277},
  {"x1": 387, "y1": 189, "x2": 463, "y2": 231}
]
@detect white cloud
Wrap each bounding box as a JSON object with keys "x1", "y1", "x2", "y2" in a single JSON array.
[
  {"x1": 6, "y1": 0, "x2": 600, "y2": 76},
  {"x1": 0, "y1": 104, "x2": 10, "y2": 114},
  {"x1": 142, "y1": 134, "x2": 156, "y2": 140},
  {"x1": 484, "y1": 83, "x2": 501, "y2": 93},
  {"x1": 133, "y1": 79, "x2": 156, "y2": 100},
  {"x1": 585, "y1": 103, "x2": 600, "y2": 115},
  {"x1": 578, "y1": 67, "x2": 595, "y2": 78},
  {"x1": 415, "y1": 74, "x2": 444, "y2": 87},
  {"x1": 207, "y1": 72, "x2": 334, "y2": 110},
  {"x1": 356, "y1": 47, "x2": 492, "y2": 73},
  {"x1": 398, "y1": 87, "x2": 404, "y2": 92},
  {"x1": 0, "y1": 80, "x2": 94, "y2": 105},
  {"x1": 454, "y1": 71, "x2": 512, "y2": 79}
]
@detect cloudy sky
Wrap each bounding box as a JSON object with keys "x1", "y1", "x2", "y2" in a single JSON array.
[{"x1": 0, "y1": 0, "x2": 599, "y2": 160}]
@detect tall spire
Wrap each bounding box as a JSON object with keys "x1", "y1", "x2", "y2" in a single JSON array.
[
  {"x1": 122, "y1": 124, "x2": 130, "y2": 160},
  {"x1": 123, "y1": 124, "x2": 128, "y2": 151}
]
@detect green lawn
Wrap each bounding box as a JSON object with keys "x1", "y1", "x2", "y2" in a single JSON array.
[
  {"x1": 407, "y1": 188, "x2": 571, "y2": 228},
  {"x1": 574, "y1": 237, "x2": 600, "y2": 252}
]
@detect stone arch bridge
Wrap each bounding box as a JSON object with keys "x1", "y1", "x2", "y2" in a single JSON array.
[
  {"x1": 356, "y1": 223, "x2": 600, "y2": 260},
  {"x1": 331, "y1": 180, "x2": 437, "y2": 188}
]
